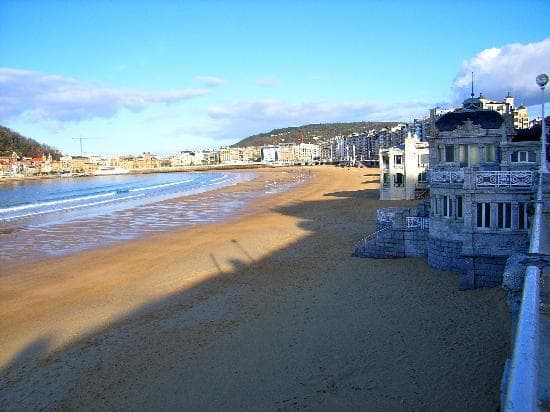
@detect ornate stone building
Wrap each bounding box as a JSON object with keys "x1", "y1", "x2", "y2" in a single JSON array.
[
  {"x1": 428, "y1": 96, "x2": 538, "y2": 288},
  {"x1": 355, "y1": 95, "x2": 542, "y2": 289}
]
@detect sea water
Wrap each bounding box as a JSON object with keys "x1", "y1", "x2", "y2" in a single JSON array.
[
  {"x1": 0, "y1": 170, "x2": 310, "y2": 264},
  {"x1": 0, "y1": 171, "x2": 257, "y2": 263}
]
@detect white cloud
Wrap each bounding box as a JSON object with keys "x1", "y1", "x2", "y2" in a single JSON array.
[
  {"x1": 253, "y1": 76, "x2": 282, "y2": 87},
  {"x1": 451, "y1": 38, "x2": 550, "y2": 106},
  {"x1": 0, "y1": 67, "x2": 210, "y2": 122},
  {"x1": 194, "y1": 75, "x2": 228, "y2": 87},
  {"x1": 207, "y1": 99, "x2": 432, "y2": 139}
]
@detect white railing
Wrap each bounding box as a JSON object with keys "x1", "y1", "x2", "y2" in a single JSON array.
[
  {"x1": 504, "y1": 171, "x2": 543, "y2": 411},
  {"x1": 429, "y1": 169, "x2": 464, "y2": 184},
  {"x1": 476, "y1": 171, "x2": 533, "y2": 188},
  {"x1": 377, "y1": 209, "x2": 395, "y2": 224},
  {"x1": 504, "y1": 265, "x2": 540, "y2": 412},
  {"x1": 353, "y1": 224, "x2": 393, "y2": 252},
  {"x1": 406, "y1": 217, "x2": 429, "y2": 229}
]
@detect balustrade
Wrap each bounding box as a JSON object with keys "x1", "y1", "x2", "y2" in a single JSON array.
[
  {"x1": 475, "y1": 171, "x2": 533, "y2": 188},
  {"x1": 405, "y1": 217, "x2": 429, "y2": 229},
  {"x1": 429, "y1": 169, "x2": 464, "y2": 184}
]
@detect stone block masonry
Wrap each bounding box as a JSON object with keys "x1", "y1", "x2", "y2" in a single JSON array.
[
  {"x1": 428, "y1": 238, "x2": 464, "y2": 273},
  {"x1": 353, "y1": 224, "x2": 427, "y2": 259},
  {"x1": 354, "y1": 205, "x2": 522, "y2": 289}
]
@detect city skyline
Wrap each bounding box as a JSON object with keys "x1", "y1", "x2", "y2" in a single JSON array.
[{"x1": 1, "y1": 0, "x2": 549, "y2": 156}]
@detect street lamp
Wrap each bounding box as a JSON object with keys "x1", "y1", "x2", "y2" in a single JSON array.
[{"x1": 536, "y1": 73, "x2": 548, "y2": 173}]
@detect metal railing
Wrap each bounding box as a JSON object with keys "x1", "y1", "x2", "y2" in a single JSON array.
[
  {"x1": 376, "y1": 208, "x2": 396, "y2": 224},
  {"x1": 354, "y1": 224, "x2": 392, "y2": 252},
  {"x1": 476, "y1": 171, "x2": 534, "y2": 188},
  {"x1": 406, "y1": 217, "x2": 429, "y2": 229}
]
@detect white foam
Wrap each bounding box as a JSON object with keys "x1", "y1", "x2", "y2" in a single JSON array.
[
  {"x1": 0, "y1": 191, "x2": 117, "y2": 214},
  {"x1": 4, "y1": 193, "x2": 145, "y2": 221},
  {"x1": 128, "y1": 178, "x2": 194, "y2": 192}
]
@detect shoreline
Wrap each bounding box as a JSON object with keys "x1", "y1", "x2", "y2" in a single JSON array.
[
  {"x1": 0, "y1": 167, "x2": 311, "y2": 267},
  {"x1": 0, "y1": 166, "x2": 510, "y2": 410},
  {"x1": 0, "y1": 163, "x2": 286, "y2": 185}
]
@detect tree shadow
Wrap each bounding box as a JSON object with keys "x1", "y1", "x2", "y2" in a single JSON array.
[{"x1": 0, "y1": 186, "x2": 511, "y2": 411}]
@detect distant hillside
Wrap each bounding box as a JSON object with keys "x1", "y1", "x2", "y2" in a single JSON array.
[
  {"x1": 233, "y1": 121, "x2": 399, "y2": 147},
  {"x1": 0, "y1": 125, "x2": 61, "y2": 159}
]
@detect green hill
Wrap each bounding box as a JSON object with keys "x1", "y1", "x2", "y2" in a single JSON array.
[
  {"x1": 233, "y1": 121, "x2": 399, "y2": 147},
  {"x1": 0, "y1": 125, "x2": 61, "y2": 159}
]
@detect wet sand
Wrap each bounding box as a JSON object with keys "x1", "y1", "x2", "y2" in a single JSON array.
[{"x1": 0, "y1": 166, "x2": 510, "y2": 410}]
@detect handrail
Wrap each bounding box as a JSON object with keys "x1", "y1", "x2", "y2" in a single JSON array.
[
  {"x1": 504, "y1": 171, "x2": 544, "y2": 411},
  {"x1": 504, "y1": 265, "x2": 540, "y2": 412},
  {"x1": 354, "y1": 225, "x2": 392, "y2": 251}
]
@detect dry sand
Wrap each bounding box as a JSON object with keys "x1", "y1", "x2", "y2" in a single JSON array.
[{"x1": 0, "y1": 166, "x2": 510, "y2": 411}]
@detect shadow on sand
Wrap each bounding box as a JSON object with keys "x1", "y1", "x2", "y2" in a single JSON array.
[{"x1": 0, "y1": 182, "x2": 510, "y2": 411}]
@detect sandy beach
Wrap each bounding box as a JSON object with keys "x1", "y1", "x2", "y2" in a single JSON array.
[{"x1": 0, "y1": 166, "x2": 510, "y2": 410}]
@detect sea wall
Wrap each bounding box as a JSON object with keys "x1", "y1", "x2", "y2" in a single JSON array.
[
  {"x1": 427, "y1": 238, "x2": 464, "y2": 272},
  {"x1": 354, "y1": 204, "x2": 519, "y2": 290},
  {"x1": 353, "y1": 206, "x2": 428, "y2": 259}
]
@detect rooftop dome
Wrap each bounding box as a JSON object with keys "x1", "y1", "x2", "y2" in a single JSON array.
[{"x1": 435, "y1": 110, "x2": 504, "y2": 132}]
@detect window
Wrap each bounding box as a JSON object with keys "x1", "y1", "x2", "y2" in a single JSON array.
[
  {"x1": 443, "y1": 196, "x2": 453, "y2": 217},
  {"x1": 497, "y1": 203, "x2": 512, "y2": 229},
  {"x1": 394, "y1": 155, "x2": 403, "y2": 165},
  {"x1": 394, "y1": 173, "x2": 404, "y2": 187},
  {"x1": 469, "y1": 145, "x2": 479, "y2": 166},
  {"x1": 459, "y1": 145, "x2": 468, "y2": 167},
  {"x1": 511, "y1": 151, "x2": 536, "y2": 163},
  {"x1": 445, "y1": 145, "x2": 455, "y2": 162},
  {"x1": 382, "y1": 155, "x2": 389, "y2": 169},
  {"x1": 485, "y1": 144, "x2": 495, "y2": 162},
  {"x1": 383, "y1": 173, "x2": 390, "y2": 188},
  {"x1": 418, "y1": 153, "x2": 429, "y2": 166},
  {"x1": 459, "y1": 144, "x2": 479, "y2": 167},
  {"x1": 457, "y1": 195, "x2": 463, "y2": 219},
  {"x1": 477, "y1": 203, "x2": 491, "y2": 228},
  {"x1": 432, "y1": 197, "x2": 440, "y2": 215},
  {"x1": 518, "y1": 202, "x2": 530, "y2": 230},
  {"x1": 418, "y1": 171, "x2": 428, "y2": 183}
]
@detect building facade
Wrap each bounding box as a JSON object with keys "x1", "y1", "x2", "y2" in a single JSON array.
[
  {"x1": 427, "y1": 97, "x2": 538, "y2": 288},
  {"x1": 379, "y1": 133, "x2": 429, "y2": 200},
  {"x1": 356, "y1": 95, "x2": 543, "y2": 290}
]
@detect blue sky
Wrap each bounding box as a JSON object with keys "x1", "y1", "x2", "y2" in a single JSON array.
[{"x1": 1, "y1": 0, "x2": 549, "y2": 156}]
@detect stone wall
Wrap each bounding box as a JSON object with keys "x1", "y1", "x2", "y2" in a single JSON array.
[
  {"x1": 427, "y1": 237, "x2": 464, "y2": 272},
  {"x1": 354, "y1": 203, "x2": 521, "y2": 290},
  {"x1": 353, "y1": 218, "x2": 428, "y2": 259},
  {"x1": 457, "y1": 256, "x2": 509, "y2": 290}
]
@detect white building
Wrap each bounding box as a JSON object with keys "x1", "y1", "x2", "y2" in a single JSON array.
[
  {"x1": 261, "y1": 146, "x2": 279, "y2": 163},
  {"x1": 379, "y1": 133, "x2": 429, "y2": 200},
  {"x1": 260, "y1": 143, "x2": 320, "y2": 165}
]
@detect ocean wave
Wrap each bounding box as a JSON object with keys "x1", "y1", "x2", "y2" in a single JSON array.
[
  {"x1": 128, "y1": 178, "x2": 194, "y2": 192},
  {"x1": 0, "y1": 191, "x2": 117, "y2": 214},
  {"x1": 3, "y1": 193, "x2": 145, "y2": 221}
]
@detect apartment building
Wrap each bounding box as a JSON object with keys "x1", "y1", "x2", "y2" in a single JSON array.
[{"x1": 379, "y1": 133, "x2": 429, "y2": 200}]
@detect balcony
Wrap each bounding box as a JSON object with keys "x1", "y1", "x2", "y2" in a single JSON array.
[
  {"x1": 429, "y1": 169, "x2": 464, "y2": 184},
  {"x1": 430, "y1": 169, "x2": 535, "y2": 190},
  {"x1": 475, "y1": 171, "x2": 534, "y2": 188}
]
